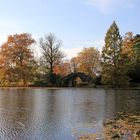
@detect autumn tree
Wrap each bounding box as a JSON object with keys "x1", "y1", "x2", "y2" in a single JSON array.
[
  {"x1": 70, "y1": 57, "x2": 79, "y2": 73},
  {"x1": 121, "y1": 32, "x2": 135, "y2": 80},
  {"x1": 77, "y1": 47, "x2": 100, "y2": 76},
  {"x1": 52, "y1": 61, "x2": 71, "y2": 85},
  {"x1": 0, "y1": 43, "x2": 14, "y2": 85},
  {"x1": 39, "y1": 33, "x2": 64, "y2": 84},
  {"x1": 53, "y1": 61, "x2": 71, "y2": 76},
  {"x1": 122, "y1": 32, "x2": 134, "y2": 57},
  {"x1": 0, "y1": 33, "x2": 35, "y2": 86},
  {"x1": 121, "y1": 32, "x2": 140, "y2": 84},
  {"x1": 101, "y1": 21, "x2": 129, "y2": 87},
  {"x1": 129, "y1": 34, "x2": 140, "y2": 83}
]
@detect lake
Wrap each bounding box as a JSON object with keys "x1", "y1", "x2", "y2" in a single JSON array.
[{"x1": 0, "y1": 88, "x2": 139, "y2": 140}]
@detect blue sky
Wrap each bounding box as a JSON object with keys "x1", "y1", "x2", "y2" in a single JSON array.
[{"x1": 0, "y1": 0, "x2": 140, "y2": 58}]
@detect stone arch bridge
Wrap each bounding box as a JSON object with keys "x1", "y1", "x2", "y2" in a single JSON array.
[{"x1": 61, "y1": 72, "x2": 93, "y2": 87}]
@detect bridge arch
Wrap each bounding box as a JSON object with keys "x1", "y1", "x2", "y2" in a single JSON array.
[{"x1": 61, "y1": 72, "x2": 93, "y2": 87}]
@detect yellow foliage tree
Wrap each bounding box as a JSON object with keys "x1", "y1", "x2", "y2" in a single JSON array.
[
  {"x1": 70, "y1": 57, "x2": 79, "y2": 73},
  {"x1": 0, "y1": 33, "x2": 35, "y2": 86},
  {"x1": 77, "y1": 47, "x2": 101, "y2": 76}
]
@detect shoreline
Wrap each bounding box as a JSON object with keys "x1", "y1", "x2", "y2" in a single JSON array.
[
  {"x1": 77, "y1": 113, "x2": 140, "y2": 140},
  {"x1": 0, "y1": 86, "x2": 140, "y2": 90}
]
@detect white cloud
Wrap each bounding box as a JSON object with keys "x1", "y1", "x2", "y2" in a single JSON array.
[
  {"x1": 0, "y1": 20, "x2": 21, "y2": 29},
  {"x1": 62, "y1": 47, "x2": 83, "y2": 59},
  {"x1": 86, "y1": 0, "x2": 136, "y2": 13},
  {"x1": 62, "y1": 39, "x2": 104, "y2": 59},
  {"x1": 84, "y1": 40, "x2": 104, "y2": 51}
]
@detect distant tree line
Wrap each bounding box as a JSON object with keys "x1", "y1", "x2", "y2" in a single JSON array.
[{"x1": 0, "y1": 21, "x2": 140, "y2": 87}]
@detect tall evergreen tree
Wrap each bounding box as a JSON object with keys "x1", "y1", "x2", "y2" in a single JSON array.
[{"x1": 101, "y1": 21, "x2": 129, "y2": 87}]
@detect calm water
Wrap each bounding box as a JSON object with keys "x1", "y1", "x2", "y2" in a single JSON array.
[{"x1": 0, "y1": 88, "x2": 139, "y2": 140}]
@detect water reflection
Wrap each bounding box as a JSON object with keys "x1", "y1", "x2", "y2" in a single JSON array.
[
  {"x1": 104, "y1": 89, "x2": 140, "y2": 118},
  {"x1": 0, "y1": 88, "x2": 35, "y2": 139},
  {"x1": 0, "y1": 88, "x2": 139, "y2": 140}
]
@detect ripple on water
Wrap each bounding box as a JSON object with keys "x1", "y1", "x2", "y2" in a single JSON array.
[{"x1": 0, "y1": 88, "x2": 139, "y2": 140}]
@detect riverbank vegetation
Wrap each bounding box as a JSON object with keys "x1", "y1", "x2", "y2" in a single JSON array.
[
  {"x1": 77, "y1": 113, "x2": 140, "y2": 140},
  {"x1": 0, "y1": 21, "x2": 140, "y2": 87}
]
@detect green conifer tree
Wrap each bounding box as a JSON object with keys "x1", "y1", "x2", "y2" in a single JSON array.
[{"x1": 101, "y1": 21, "x2": 129, "y2": 87}]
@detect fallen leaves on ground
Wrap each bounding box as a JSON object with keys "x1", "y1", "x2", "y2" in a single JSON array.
[{"x1": 78, "y1": 113, "x2": 140, "y2": 140}]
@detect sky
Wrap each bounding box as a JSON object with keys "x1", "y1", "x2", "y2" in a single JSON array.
[{"x1": 0, "y1": 0, "x2": 140, "y2": 58}]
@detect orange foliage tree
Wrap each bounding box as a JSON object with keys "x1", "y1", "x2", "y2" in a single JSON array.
[
  {"x1": 70, "y1": 47, "x2": 101, "y2": 76},
  {"x1": 53, "y1": 61, "x2": 71, "y2": 77},
  {"x1": 122, "y1": 33, "x2": 140, "y2": 82},
  {"x1": 0, "y1": 33, "x2": 35, "y2": 86},
  {"x1": 122, "y1": 32, "x2": 134, "y2": 58},
  {"x1": 0, "y1": 43, "x2": 14, "y2": 85}
]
